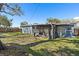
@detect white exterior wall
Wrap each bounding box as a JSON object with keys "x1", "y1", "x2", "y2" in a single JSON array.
[
  {"x1": 74, "y1": 22, "x2": 79, "y2": 29},
  {"x1": 76, "y1": 23, "x2": 79, "y2": 27},
  {"x1": 22, "y1": 26, "x2": 33, "y2": 34}
]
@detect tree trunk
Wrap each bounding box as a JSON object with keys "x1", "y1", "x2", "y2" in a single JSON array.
[{"x1": 0, "y1": 40, "x2": 5, "y2": 50}]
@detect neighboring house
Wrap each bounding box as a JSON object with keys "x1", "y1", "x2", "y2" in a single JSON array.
[
  {"x1": 20, "y1": 25, "x2": 33, "y2": 34},
  {"x1": 21, "y1": 23, "x2": 75, "y2": 39}
]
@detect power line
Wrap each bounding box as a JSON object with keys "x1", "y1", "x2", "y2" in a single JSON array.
[{"x1": 27, "y1": 4, "x2": 40, "y2": 24}]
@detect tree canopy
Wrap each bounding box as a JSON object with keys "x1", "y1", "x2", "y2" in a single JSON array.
[
  {"x1": 0, "y1": 15, "x2": 12, "y2": 27},
  {"x1": 20, "y1": 21, "x2": 28, "y2": 26},
  {"x1": 0, "y1": 3, "x2": 23, "y2": 16},
  {"x1": 47, "y1": 17, "x2": 61, "y2": 24}
]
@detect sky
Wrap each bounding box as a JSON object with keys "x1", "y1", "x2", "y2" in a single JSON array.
[{"x1": 5, "y1": 3, "x2": 79, "y2": 27}]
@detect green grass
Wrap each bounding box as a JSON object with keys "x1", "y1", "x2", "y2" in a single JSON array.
[
  {"x1": 1, "y1": 32, "x2": 23, "y2": 36},
  {"x1": 0, "y1": 33, "x2": 79, "y2": 56}
]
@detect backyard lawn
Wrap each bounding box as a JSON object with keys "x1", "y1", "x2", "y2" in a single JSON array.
[{"x1": 0, "y1": 32, "x2": 79, "y2": 56}]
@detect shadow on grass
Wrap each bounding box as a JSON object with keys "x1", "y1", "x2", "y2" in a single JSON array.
[
  {"x1": 1, "y1": 38, "x2": 79, "y2": 56},
  {"x1": 57, "y1": 46, "x2": 79, "y2": 56},
  {"x1": 26, "y1": 39, "x2": 65, "y2": 47},
  {"x1": 0, "y1": 36, "x2": 6, "y2": 38},
  {"x1": 26, "y1": 40, "x2": 51, "y2": 47},
  {"x1": 69, "y1": 39, "x2": 79, "y2": 48},
  {"x1": 4, "y1": 43, "x2": 56, "y2": 56},
  {"x1": 70, "y1": 40, "x2": 79, "y2": 44},
  {"x1": 4, "y1": 42, "x2": 79, "y2": 56}
]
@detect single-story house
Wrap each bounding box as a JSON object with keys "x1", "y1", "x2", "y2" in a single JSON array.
[{"x1": 20, "y1": 22, "x2": 75, "y2": 39}]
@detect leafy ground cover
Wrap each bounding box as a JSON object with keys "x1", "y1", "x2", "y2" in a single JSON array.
[{"x1": 0, "y1": 32, "x2": 79, "y2": 56}]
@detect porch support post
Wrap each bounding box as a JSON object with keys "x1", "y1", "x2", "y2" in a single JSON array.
[
  {"x1": 30, "y1": 26, "x2": 33, "y2": 35},
  {"x1": 48, "y1": 24, "x2": 54, "y2": 40},
  {"x1": 34, "y1": 26, "x2": 37, "y2": 36},
  {"x1": 33, "y1": 26, "x2": 37, "y2": 36},
  {"x1": 50, "y1": 25, "x2": 54, "y2": 39},
  {"x1": 48, "y1": 27, "x2": 52, "y2": 40}
]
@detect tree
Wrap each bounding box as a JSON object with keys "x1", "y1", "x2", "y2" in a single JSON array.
[
  {"x1": 0, "y1": 15, "x2": 13, "y2": 33},
  {"x1": 47, "y1": 17, "x2": 61, "y2": 24},
  {"x1": 0, "y1": 15, "x2": 12, "y2": 27},
  {"x1": 0, "y1": 3, "x2": 23, "y2": 50},
  {"x1": 0, "y1": 3, "x2": 23, "y2": 16},
  {"x1": 61, "y1": 19, "x2": 75, "y2": 23},
  {"x1": 33, "y1": 23, "x2": 38, "y2": 25},
  {"x1": 20, "y1": 21, "x2": 28, "y2": 27}
]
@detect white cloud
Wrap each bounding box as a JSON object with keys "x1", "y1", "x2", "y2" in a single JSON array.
[
  {"x1": 73, "y1": 17, "x2": 79, "y2": 22},
  {"x1": 73, "y1": 17, "x2": 79, "y2": 19}
]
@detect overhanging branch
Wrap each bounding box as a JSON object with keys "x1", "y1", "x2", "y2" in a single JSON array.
[{"x1": 0, "y1": 10, "x2": 14, "y2": 16}]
